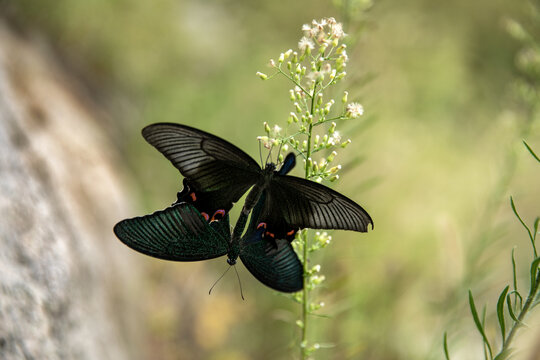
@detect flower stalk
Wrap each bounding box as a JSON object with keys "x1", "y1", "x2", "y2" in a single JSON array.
[{"x1": 256, "y1": 17, "x2": 365, "y2": 359}]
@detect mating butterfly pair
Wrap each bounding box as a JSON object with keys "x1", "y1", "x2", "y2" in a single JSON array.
[{"x1": 113, "y1": 123, "x2": 373, "y2": 293}]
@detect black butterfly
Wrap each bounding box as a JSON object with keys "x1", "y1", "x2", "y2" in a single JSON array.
[{"x1": 114, "y1": 123, "x2": 373, "y2": 292}]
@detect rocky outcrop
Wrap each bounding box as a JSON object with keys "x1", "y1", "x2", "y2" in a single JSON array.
[{"x1": 0, "y1": 22, "x2": 141, "y2": 360}]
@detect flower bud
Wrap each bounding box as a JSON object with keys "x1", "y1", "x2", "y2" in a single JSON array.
[
  {"x1": 326, "y1": 151, "x2": 337, "y2": 163},
  {"x1": 256, "y1": 72, "x2": 268, "y2": 80},
  {"x1": 329, "y1": 165, "x2": 341, "y2": 174},
  {"x1": 284, "y1": 49, "x2": 293, "y2": 58},
  {"x1": 330, "y1": 69, "x2": 337, "y2": 80},
  {"x1": 329, "y1": 121, "x2": 336, "y2": 134},
  {"x1": 342, "y1": 91, "x2": 348, "y2": 104},
  {"x1": 336, "y1": 44, "x2": 347, "y2": 54},
  {"x1": 341, "y1": 139, "x2": 351, "y2": 148}
]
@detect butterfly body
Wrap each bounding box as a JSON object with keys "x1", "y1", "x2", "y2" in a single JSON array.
[{"x1": 114, "y1": 123, "x2": 373, "y2": 293}]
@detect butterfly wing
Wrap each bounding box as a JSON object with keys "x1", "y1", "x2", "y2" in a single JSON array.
[
  {"x1": 142, "y1": 123, "x2": 262, "y2": 215},
  {"x1": 113, "y1": 203, "x2": 230, "y2": 261},
  {"x1": 240, "y1": 233, "x2": 303, "y2": 293},
  {"x1": 238, "y1": 193, "x2": 303, "y2": 292},
  {"x1": 265, "y1": 175, "x2": 373, "y2": 232}
]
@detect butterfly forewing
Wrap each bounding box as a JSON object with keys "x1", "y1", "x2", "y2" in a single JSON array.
[
  {"x1": 266, "y1": 175, "x2": 374, "y2": 232},
  {"x1": 142, "y1": 123, "x2": 261, "y2": 211},
  {"x1": 114, "y1": 203, "x2": 230, "y2": 261}
]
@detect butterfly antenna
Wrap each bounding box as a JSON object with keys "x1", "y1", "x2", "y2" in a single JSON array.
[
  {"x1": 265, "y1": 144, "x2": 273, "y2": 165},
  {"x1": 276, "y1": 140, "x2": 284, "y2": 165},
  {"x1": 233, "y1": 265, "x2": 245, "y2": 300},
  {"x1": 258, "y1": 141, "x2": 264, "y2": 168},
  {"x1": 208, "y1": 266, "x2": 232, "y2": 296}
]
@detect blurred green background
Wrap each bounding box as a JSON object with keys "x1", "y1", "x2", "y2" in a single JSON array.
[{"x1": 3, "y1": 0, "x2": 540, "y2": 359}]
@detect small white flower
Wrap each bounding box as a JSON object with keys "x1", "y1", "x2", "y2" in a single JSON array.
[
  {"x1": 257, "y1": 136, "x2": 274, "y2": 149},
  {"x1": 273, "y1": 125, "x2": 282, "y2": 135},
  {"x1": 340, "y1": 50, "x2": 349, "y2": 63},
  {"x1": 298, "y1": 36, "x2": 315, "y2": 53},
  {"x1": 329, "y1": 131, "x2": 341, "y2": 145},
  {"x1": 331, "y1": 22, "x2": 345, "y2": 39},
  {"x1": 322, "y1": 63, "x2": 332, "y2": 73},
  {"x1": 312, "y1": 18, "x2": 327, "y2": 30},
  {"x1": 346, "y1": 102, "x2": 364, "y2": 118}
]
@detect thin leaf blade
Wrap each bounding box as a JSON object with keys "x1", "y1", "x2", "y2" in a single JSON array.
[
  {"x1": 523, "y1": 140, "x2": 540, "y2": 163},
  {"x1": 469, "y1": 290, "x2": 493, "y2": 358},
  {"x1": 497, "y1": 285, "x2": 510, "y2": 343}
]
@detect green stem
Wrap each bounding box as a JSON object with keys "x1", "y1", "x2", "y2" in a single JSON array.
[
  {"x1": 277, "y1": 67, "x2": 312, "y2": 98},
  {"x1": 301, "y1": 230, "x2": 309, "y2": 359},
  {"x1": 300, "y1": 77, "x2": 318, "y2": 360}
]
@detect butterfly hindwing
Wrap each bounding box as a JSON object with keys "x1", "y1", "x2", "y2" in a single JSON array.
[
  {"x1": 265, "y1": 175, "x2": 374, "y2": 232},
  {"x1": 238, "y1": 193, "x2": 303, "y2": 292},
  {"x1": 142, "y1": 123, "x2": 261, "y2": 214},
  {"x1": 114, "y1": 203, "x2": 230, "y2": 261},
  {"x1": 240, "y1": 233, "x2": 303, "y2": 293}
]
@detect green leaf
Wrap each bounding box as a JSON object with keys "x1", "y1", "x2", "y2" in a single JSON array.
[
  {"x1": 443, "y1": 332, "x2": 451, "y2": 360},
  {"x1": 512, "y1": 248, "x2": 518, "y2": 295},
  {"x1": 523, "y1": 140, "x2": 540, "y2": 163},
  {"x1": 530, "y1": 257, "x2": 540, "y2": 292},
  {"x1": 509, "y1": 290, "x2": 523, "y2": 308},
  {"x1": 534, "y1": 217, "x2": 539, "y2": 242},
  {"x1": 506, "y1": 294, "x2": 521, "y2": 323},
  {"x1": 497, "y1": 286, "x2": 510, "y2": 343},
  {"x1": 510, "y1": 197, "x2": 535, "y2": 255},
  {"x1": 494, "y1": 347, "x2": 513, "y2": 360},
  {"x1": 469, "y1": 290, "x2": 493, "y2": 359}
]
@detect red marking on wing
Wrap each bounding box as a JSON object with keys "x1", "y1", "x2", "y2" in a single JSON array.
[
  {"x1": 201, "y1": 212, "x2": 209, "y2": 221},
  {"x1": 210, "y1": 209, "x2": 226, "y2": 222},
  {"x1": 257, "y1": 222, "x2": 267, "y2": 230},
  {"x1": 190, "y1": 192, "x2": 197, "y2": 202}
]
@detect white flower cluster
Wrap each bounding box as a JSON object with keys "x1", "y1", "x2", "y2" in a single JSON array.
[{"x1": 256, "y1": 17, "x2": 364, "y2": 183}]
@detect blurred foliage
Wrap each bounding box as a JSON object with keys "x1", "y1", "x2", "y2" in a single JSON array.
[{"x1": 2, "y1": 0, "x2": 540, "y2": 359}]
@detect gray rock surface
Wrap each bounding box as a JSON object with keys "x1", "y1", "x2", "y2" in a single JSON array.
[{"x1": 0, "y1": 22, "x2": 141, "y2": 360}]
